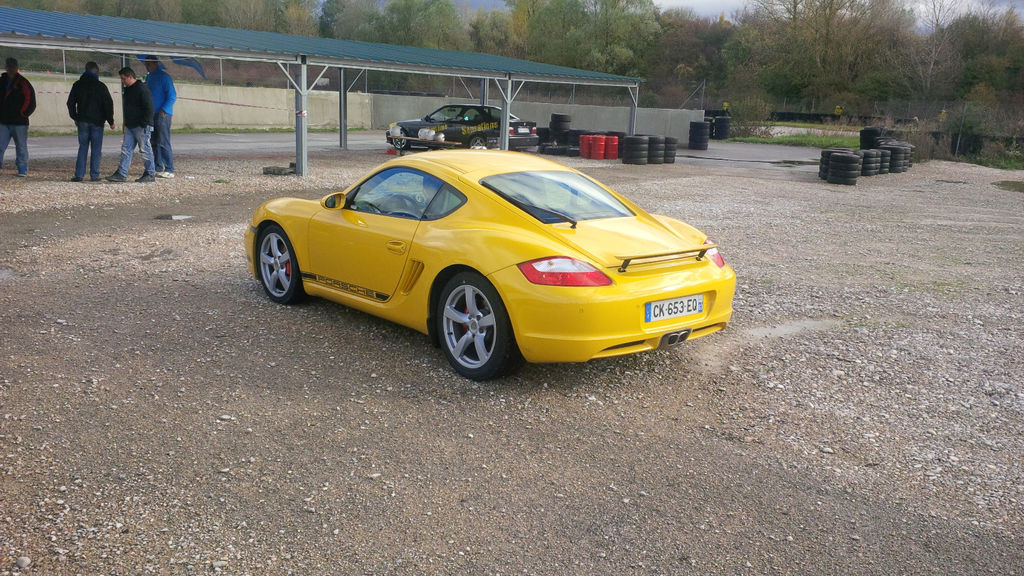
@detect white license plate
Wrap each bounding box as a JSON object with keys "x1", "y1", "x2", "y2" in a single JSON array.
[
  {"x1": 645, "y1": 294, "x2": 703, "y2": 322},
  {"x1": 516, "y1": 127, "x2": 530, "y2": 134}
]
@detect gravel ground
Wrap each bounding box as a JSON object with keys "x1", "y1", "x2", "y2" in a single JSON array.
[{"x1": 0, "y1": 148, "x2": 1022, "y2": 575}]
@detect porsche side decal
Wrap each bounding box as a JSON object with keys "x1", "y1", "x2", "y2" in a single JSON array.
[{"x1": 302, "y1": 272, "x2": 389, "y2": 301}]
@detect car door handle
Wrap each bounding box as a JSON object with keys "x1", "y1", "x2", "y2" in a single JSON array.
[{"x1": 386, "y1": 240, "x2": 407, "y2": 255}]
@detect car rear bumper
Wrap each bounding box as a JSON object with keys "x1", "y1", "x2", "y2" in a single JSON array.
[{"x1": 488, "y1": 264, "x2": 736, "y2": 363}]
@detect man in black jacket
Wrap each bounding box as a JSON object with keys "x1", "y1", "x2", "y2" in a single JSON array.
[
  {"x1": 107, "y1": 66, "x2": 156, "y2": 183},
  {"x1": 67, "y1": 61, "x2": 115, "y2": 182},
  {"x1": 0, "y1": 56, "x2": 36, "y2": 177}
]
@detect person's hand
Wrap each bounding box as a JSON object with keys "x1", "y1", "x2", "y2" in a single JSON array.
[{"x1": 110, "y1": 122, "x2": 116, "y2": 130}]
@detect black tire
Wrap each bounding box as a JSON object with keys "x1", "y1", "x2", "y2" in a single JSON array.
[
  {"x1": 712, "y1": 116, "x2": 731, "y2": 139},
  {"x1": 256, "y1": 223, "x2": 305, "y2": 305},
  {"x1": 828, "y1": 152, "x2": 862, "y2": 166},
  {"x1": 861, "y1": 169, "x2": 879, "y2": 176},
  {"x1": 468, "y1": 134, "x2": 487, "y2": 148},
  {"x1": 648, "y1": 154, "x2": 664, "y2": 165},
  {"x1": 829, "y1": 168, "x2": 863, "y2": 178},
  {"x1": 622, "y1": 155, "x2": 648, "y2": 165},
  {"x1": 437, "y1": 272, "x2": 521, "y2": 381},
  {"x1": 688, "y1": 142, "x2": 709, "y2": 151},
  {"x1": 827, "y1": 175, "x2": 858, "y2": 185}
]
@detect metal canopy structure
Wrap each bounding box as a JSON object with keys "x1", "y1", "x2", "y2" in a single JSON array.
[{"x1": 0, "y1": 6, "x2": 642, "y2": 175}]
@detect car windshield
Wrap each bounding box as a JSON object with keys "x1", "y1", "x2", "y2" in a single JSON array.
[
  {"x1": 425, "y1": 106, "x2": 463, "y2": 122},
  {"x1": 480, "y1": 171, "x2": 634, "y2": 224}
]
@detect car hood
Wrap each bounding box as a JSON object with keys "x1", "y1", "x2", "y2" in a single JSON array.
[{"x1": 548, "y1": 215, "x2": 705, "y2": 269}]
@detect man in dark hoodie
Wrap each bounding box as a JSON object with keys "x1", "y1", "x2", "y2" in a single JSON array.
[
  {"x1": 67, "y1": 61, "x2": 115, "y2": 182},
  {"x1": 107, "y1": 66, "x2": 155, "y2": 183},
  {"x1": 0, "y1": 56, "x2": 36, "y2": 177}
]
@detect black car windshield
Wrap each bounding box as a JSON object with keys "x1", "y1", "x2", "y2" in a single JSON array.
[
  {"x1": 480, "y1": 171, "x2": 634, "y2": 224},
  {"x1": 425, "y1": 106, "x2": 463, "y2": 122}
]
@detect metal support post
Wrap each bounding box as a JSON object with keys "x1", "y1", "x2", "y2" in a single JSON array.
[
  {"x1": 499, "y1": 76, "x2": 512, "y2": 150},
  {"x1": 480, "y1": 78, "x2": 489, "y2": 106},
  {"x1": 339, "y1": 67, "x2": 348, "y2": 150},
  {"x1": 295, "y1": 56, "x2": 308, "y2": 177},
  {"x1": 628, "y1": 84, "x2": 639, "y2": 135}
]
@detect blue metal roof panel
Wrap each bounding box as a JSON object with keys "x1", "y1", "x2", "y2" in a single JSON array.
[{"x1": 0, "y1": 6, "x2": 639, "y2": 83}]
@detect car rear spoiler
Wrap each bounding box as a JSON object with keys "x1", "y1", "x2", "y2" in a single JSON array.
[{"x1": 616, "y1": 244, "x2": 716, "y2": 272}]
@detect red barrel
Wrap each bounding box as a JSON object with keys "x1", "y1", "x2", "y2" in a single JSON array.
[
  {"x1": 580, "y1": 134, "x2": 591, "y2": 159},
  {"x1": 604, "y1": 136, "x2": 619, "y2": 160},
  {"x1": 591, "y1": 135, "x2": 606, "y2": 160}
]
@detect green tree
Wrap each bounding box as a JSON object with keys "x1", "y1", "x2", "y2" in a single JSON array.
[{"x1": 319, "y1": 0, "x2": 381, "y2": 41}]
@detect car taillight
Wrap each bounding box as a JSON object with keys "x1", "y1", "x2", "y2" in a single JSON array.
[
  {"x1": 531, "y1": 127, "x2": 537, "y2": 134},
  {"x1": 518, "y1": 257, "x2": 612, "y2": 286},
  {"x1": 509, "y1": 127, "x2": 515, "y2": 135},
  {"x1": 704, "y1": 240, "x2": 726, "y2": 268}
]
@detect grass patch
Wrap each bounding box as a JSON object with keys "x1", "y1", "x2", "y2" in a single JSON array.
[
  {"x1": 213, "y1": 178, "x2": 231, "y2": 184},
  {"x1": 775, "y1": 121, "x2": 861, "y2": 133},
  {"x1": 730, "y1": 134, "x2": 860, "y2": 148}
]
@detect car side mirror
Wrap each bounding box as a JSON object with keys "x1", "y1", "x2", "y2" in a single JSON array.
[{"x1": 322, "y1": 192, "x2": 346, "y2": 209}]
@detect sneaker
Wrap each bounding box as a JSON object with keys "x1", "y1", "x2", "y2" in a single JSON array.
[
  {"x1": 90, "y1": 176, "x2": 101, "y2": 182},
  {"x1": 136, "y1": 173, "x2": 155, "y2": 183},
  {"x1": 106, "y1": 172, "x2": 127, "y2": 182},
  {"x1": 16, "y1": 172, "x2": 27, "y2": 178},
  {"x1": 156, "y1": 171, "x2": 175, "y2": 179},
  {"x1": 71, "y1": 176, "x2": 83, "y2": 182}
]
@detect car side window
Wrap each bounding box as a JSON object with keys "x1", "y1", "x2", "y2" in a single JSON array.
[
  {"x1": 423, "y1": 183, "x2": 467, "y2": 220},
  {"x1": 463, "y1": 108, "x2": 481, "y2": 123},
  {"x1": 347, "y1": 168, "x2": 443, "y2": 220}
]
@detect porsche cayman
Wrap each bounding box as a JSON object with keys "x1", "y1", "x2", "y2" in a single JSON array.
[{"x1": 245, "y1": 150, "x2": 735, "y2": 380}]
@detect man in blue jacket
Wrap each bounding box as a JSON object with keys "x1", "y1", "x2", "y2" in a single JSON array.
[
  {"x1": 107, "y1": 67, "x2": 156, "y2": 183},
  {"x1": 143, "y1": 55, "x2": 176, "y2": 178}
]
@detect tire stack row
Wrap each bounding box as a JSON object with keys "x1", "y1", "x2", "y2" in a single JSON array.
[
  {"x1": 710, "y1": 116, "x2": 731, "y2": 140},
  {"x1": 621, "y1": 135, "x2": 650, "y2": 165},
  {"x1": 549, "y1": 113, "x2": 571, "y2": 144},
  {"x1": 647, "y1": 136, "x2": 665, "y2": 165},
  {"x1": 819, "y1": 149, "x2": 863, "y2": 185},
  {"x1": 664, "y1": 137, "x2": 678, "y2": 164},
  {"x1": 877, "y1": 139, "x2": 913, "y2": 173},
  {"x1": 689, "y1": 121, "x2": 711, "y2": 150},
  {"x1": 860, "y1": 126, "x2": 884, "y2": 150},
  {"x1": 860, "y1": 149, "x2": 881, "y2": 176}
]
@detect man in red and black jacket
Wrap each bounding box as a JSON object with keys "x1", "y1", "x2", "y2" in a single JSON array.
[{"x1": 0, "y1": 57, "x2": 36, "y2": 177}]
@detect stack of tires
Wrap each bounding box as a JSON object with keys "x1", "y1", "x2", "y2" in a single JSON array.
[
  {"x1": 860, "y1": 126, "x2": 884, "y2": 150},
  {"x1": 689, "y1": 121, "x2": 710, "y2": 150},
  {"x1": 878, "y1": 140, "x2": 913, "y2": 173},
  {"x1": 647, "y1": 135, "x2": 665, "y2": 165},
  {"x1": 878, "y1": 149, "x2": 891, "y2": 174},
  {"x1": 550, "y1": 113, "x2": 572, "y2": 145},
  {"x1": 711, "y1": 116, "x2": 731, "y2": 140},
  {"x1": 664, "y1": 137, "x2": 678, "y2": 164},
  {"x1": 860, "y1": 149, "x2": 881, "y2": 176},
  {"x1": 818, "y1": 148, "x2": 861, "y2": 185},
  {"x1": 621, "y1": 136, "x2": 649, "y2": 165}
]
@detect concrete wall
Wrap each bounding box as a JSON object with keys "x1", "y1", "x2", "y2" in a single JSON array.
[{"x1": 29, "y1": 76, "x2": 701, "y2": 140}]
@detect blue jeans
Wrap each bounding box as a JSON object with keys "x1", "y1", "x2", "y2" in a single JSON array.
[
  {"x1": 0, "y1": 123, "x2": 29, "y2": 175},
  {"x1": 116, "y1": 125, "x2": 155, "y2": 177},
  {"x1": 75, "y1": 121, "x2": 105, "y2": 179},
  {"x1": 151, "y1": 111, "x2": 174, "y2": 174}
]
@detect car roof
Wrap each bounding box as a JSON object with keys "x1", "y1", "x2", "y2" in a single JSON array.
[{"x1": 394, "y1": 150, "x2": 573, "y2": 179}]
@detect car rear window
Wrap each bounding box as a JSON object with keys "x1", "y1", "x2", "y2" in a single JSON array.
[{"x1": 480, "y1": 171, "x2": 634, "y2": 223}]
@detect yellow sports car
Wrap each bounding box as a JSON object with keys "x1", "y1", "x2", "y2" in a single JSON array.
[{"x1": 245, "y1": 150, "x2": 735, "y2": 380}]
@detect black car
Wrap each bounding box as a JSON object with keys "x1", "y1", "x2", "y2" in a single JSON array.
[{"x1": 387, "y1": 104, "x2": 538, "y2": 151}]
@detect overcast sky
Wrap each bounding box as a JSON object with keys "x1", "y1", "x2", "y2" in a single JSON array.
[{"x1": 655, "y1": 0, "x2": 1024, "y2": 21}]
